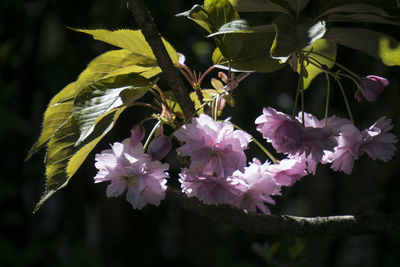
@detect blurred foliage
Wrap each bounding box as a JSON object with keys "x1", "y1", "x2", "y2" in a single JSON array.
[{"x1": 1, "y1": 0, "x2": 400, "y2": 266}]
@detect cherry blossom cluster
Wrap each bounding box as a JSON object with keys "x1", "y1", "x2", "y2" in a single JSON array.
[
  {"x1": 174, "y1": 114, "x2": 311, "y2": 214},
  {"x1": 93, "y1": 71, "x2": 396, "y2": 213},
  {"x1": 93, "y1": 108, "x2": 396, "y2": 213},
  {"x1": 256, "y1": 107, "x2": 397, "y2": 175}
]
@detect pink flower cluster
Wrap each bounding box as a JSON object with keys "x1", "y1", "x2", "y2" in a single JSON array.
[
  {"x1": 94, "y1": 130, "x2": 169, "y2": 209},
  {"x1": 174, "y1": 114, "x2": 308, "y2": 214},
  {"x1": 93, "y1": 107, "x2": 396, "y2": 214},
  {"x1": 256, "y1": 107, "x2": 397, "y2": 175}
]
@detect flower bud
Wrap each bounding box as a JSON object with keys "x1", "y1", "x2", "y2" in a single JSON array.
[
  {"x1": 130, "y1": 123, "x2": 145, "y2": 147},
  {"x1": 357, "y1": 75, "x2": 389, "y2": 102},
  {"x1": 148, "y1": 135, "x2": 172, "y2": 160}
]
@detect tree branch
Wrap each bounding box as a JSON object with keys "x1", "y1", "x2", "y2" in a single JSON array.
[
  {"x1": 127, "y1": 0, "x2": 400, "y2": 237},
  {"x1": 127, "y1": 0, "x2": 196, "y2": 118},
  {"x1": 166, "y1": 187, "x2": 400, "y2": 236}
]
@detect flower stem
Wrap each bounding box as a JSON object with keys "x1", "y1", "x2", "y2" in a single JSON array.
[
  {"x1": 305, "y1": 50, "x2": 362, "y2": 80},
  {"x1": 333, "y1": 76, "x2": 355, "y2": 125},
  {"x1": 292, "y1": 67, "x2": 302, "y2": 117},
  {"x1": 324, "y1": 73, "x2": 330, "y2": 127},
  {"x1": 299, "y1": 54, "x2": 305, "y2": 126},
  {"x1": 143, "y1": 120, "x2": 162, "y2": 151},
  {"x1": 231, "y1": 123, "x2": 278, "y2": 164}
]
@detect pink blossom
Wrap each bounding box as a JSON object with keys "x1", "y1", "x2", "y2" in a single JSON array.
[
  {"x1": 288, "y1": 153, "x2": 318, "y2": 175},
  {"x1": 178, "y1": 168, "x2": 246, "y2": 207},
  {"x1": 323, "y1": 124, "x2": 362, "y2": 174},
  {"x1": 360, "y1": 117, "x2": 397, "y2": 162},
  {"x1": 356, "y1": 75, "x2": 389, "y2": 102},
  {"x1": 174, "y1": 114, "x2": 251, "y2": 177},
  {"x1": 268, "y1": 158, "x2": 307, "y2": 186},
  {"x1": 94, "y1": 139, "x2": 169, "y2": 209},
  {"x1": 234, "y1": 158, "x2": 281, "y2": 214},
  {"x1": 255, "y1": 107, "x2": 304, "y2": 154},
  {"x1": 300, "y1": 127, "x2": 338, "y2": 162},
  {"x1": 256, "y1": 108, "x2": 338, "y2": 162}
]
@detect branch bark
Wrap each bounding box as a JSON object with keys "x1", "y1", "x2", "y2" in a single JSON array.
[
  {"x1": 127, "y1": 0, "x2": 400, "y2": 237},
  {"x1": 127, "y1": 0, "x2": 196, "y2": 118},
  {"x1": 166, "y1": 187, "x2": 400, "y2": 236}
]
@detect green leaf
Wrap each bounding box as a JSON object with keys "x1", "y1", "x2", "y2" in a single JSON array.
[
  {"x1": 35, "y1": 116, "x2": 80, "y2": 213},
  {"x1": 325, "y1": 13, "x2": 400, "y2": 25},
  {"x1": 379, "y1": 37, "x2": 400, "y2": 66},
  {"x1": 35, "y1": 108, "x2": 125, "y2": 213},
  {"x1": 228, "y1": 0, "x2": 291, "y2": 15},
  {"x1": 326, "y1": 0, "x2": 398, "y2": 9},
  {"x1": 320, "y1": 3, "x2": 393, "y2": 17},
  {"x1": 73, "y1": 74, "x2": 151, "y2": 146},
  {"x1": 66, "y1": 107, "x2": 126, "y2": 181},
  {"x1": 176, "y1": 5, "x2": 214, "y2": 33},
  {"x1": 212, "y1": 29, "x2": 284, "y2": 72},
  {"x1": 298, "y1": 39, "x2": 337, "y2": 88},
  {"x1": 287, "y1": 0, "x2": 310, "y2": 15},
  {"x1": 324, "y1": 27, "x2": 400, "y2": 66},
  {"x1": 208, "y1": 19, "x2": 275, "y2": 36},
  {"x1": 27, "y1": 49, "x2": 162, "y2": 160},
  {"x1": 205, "y1": 0, "x2": 240, "y2": 31},
  {"x1": 270, "y1": 15, "x2": 326, "y2": 62},
  {"x1": 72, "y1": 28, "x2": 179, "y2": 66},
  {"x1": 26, "y1": 83, "x2": 76, "y2": 160}
]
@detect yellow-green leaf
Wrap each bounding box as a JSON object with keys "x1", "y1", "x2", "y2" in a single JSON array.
[
  {"x1": 379, "y1": 37, "x2": 400, "y2": 66},
  {"x1": 34, "y1": 107, "x2": 127, "y2": 213},
  {"x1": 73, "y1": 74, "x2": 151, "y2": 146},
  {"x1": 324, "y1": 27, "x2": 400, "y2": 66},
  {"x1": 72, "y1": 28, "x2": 179, "y2": 66},
  {"x1": 66, "y1": 107, "x2": 126, "y2": 180},
  {"x1": 298, "y1": 39, "x2": 337, "y2": 89},
  {"x1": 26, "y1": 83, "x2": 76, "y2": 160}
]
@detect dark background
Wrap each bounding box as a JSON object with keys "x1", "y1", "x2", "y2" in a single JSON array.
[{"x1": 1, "y1": 0, "x2": 400, "y2": 266}]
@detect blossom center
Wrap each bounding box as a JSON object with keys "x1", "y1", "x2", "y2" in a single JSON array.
[{"x1": 122, "y1": 174, "x2": 139, "y2": 188}]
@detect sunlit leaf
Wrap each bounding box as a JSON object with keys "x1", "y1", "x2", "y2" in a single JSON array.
[
  {"x1": 208, "y1": 19, "x2": 275, "y2": 36},
  {"x1": 177, "y1": 1, "x2": 241, "y2": 58},
  {"x1": 176, "y1": 5, "x2": 214, "y2": 33},
  {"x1": 27, "y1": 49, "x2": 162, "y2": 160},
  {"x1": 324, "y1": 27, "x2": 400, "y2": 66},
  {"x1": 72, "y1": 28, "x2": 179, "y2": 65},
  {"x1": 270, "y1": 15, "x2": 326, "y2": 63},
  {"x1": 26, "y1": 83, "x2": 76, "y2": 160},
  {"x1": 35, "y1": 108, "x2": 126, "y2": 213},
  {"x1": 205, "y1": 0, "x2": 240, "y2": 31},
  {"x1": 379, "y1": 37, "x2": 400, "y2": 66},
  {"x1": 297, "y1": 39, "x2": 337, "y2": 88},
  {"x1": 66, "y1": 107, "x2": 126, "y2": 181},
  {"x1": 73, "y1": 74, "x2": 151, "y2": 146},
  {"x1": 35, "y1": 116, "x2": 80, "y2": 213}
]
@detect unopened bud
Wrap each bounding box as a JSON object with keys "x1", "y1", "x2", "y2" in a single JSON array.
[
  {"x1": 358, "y1": 75, "x2": 389, "y2": 102},
  {"x1": 217, "y1": 96, "x2": 227, "y2": 111},
  {"x1": 218, "y1": 72, "x2": 229, "y2": 84},
  {"x1": 148, "y1": 135, "x2": 172, "y2": 160},
  {"x1": 130, "y1": 123, "x2": 145, "y2": 147}
]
